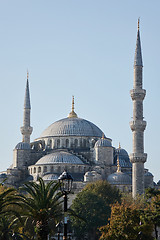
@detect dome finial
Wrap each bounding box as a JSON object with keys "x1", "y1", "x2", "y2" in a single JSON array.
[
  {"x1": 138, "y1": 18, "x2": 140, "y2": 30},
  {"x1": 72, "y1": 95, "x2": 75, "y2": 112},
  {"x1": 102, "y1": 133, "x2": 105, "y2": 139},
  {"x1": 117, "y1": 154, "x2": 121, "y2": 173},
  {"x1": 27, "y1": 69, "x2": 29, "y2": 80},
  {"x1": 68, "y1": 96, "x2": 78, "y2": 118},
  {"x1": 119, "y1": 142, "x2": 121, "y2": 149}
]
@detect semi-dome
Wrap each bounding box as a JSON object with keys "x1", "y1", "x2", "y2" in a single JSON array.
[
  {"x1": 35, "y1": 151, "x2": 84, "y2": 165},
  {"x1": 15, "y1": 142, "x2": 30, "y2": 150},
  {"x1": 107, "y1": 171, "x2": 132, "y2": 185},
  {"x1": 39, "y1": 117, "x2": 105, "y2": 138},
  {"x1": 95, "y1": 138, "x2": 112, "y2": 147}
]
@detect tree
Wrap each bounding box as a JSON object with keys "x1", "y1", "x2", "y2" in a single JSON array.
[
  {"x1": 70, "y1": 180, "x2": 121, "y2": 240},
  {"x1": 0, "y1": 215, "x2": 29, "y2": 240},
  {"x1": 18, "y1": 178, "x2": 63, "y2": 240},
  {"x1": 145, "y1": 188, "x2": 160, "y2": 239},
  {"x1": 99, "y1": 200, "x2": 154, "y2": 240},
  {"x1": 0, "y1": 184, "x2": 28, "y2": 239}
]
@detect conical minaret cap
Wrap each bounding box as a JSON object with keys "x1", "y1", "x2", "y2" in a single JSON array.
[
  {"x1": 24, "y1": 72, "x2": 31, "y2": 109},
  {"x1": 134, "y1": 19, "x2": 143, "y2": 67}
]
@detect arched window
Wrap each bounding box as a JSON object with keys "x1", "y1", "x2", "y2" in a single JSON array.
[
  {"x1": 83, "y1": 139, "x2": 86, "y2": 148},
  {"x1": 57, "y1": 139, "x2": 60, "y2": 148},
  {"x1": 34, "y1": 167, "x2": 36, "y2": 173},
  {"x1": 31, "y1": 168, "x2": 32, "y2": 174},
  {"x1": 66, "y1": 139, "x2": 69, "y2": 148},
  {"x1": 78, "y1": 166, "x2": 81, "y2": 172},
  {"x1": 44, "y1": 166, "x2": 47, "y2": 173},
  {"x1": 74, "y1": 139, "x2": 78, "y2": 148},
  {"x1": 50, "y1": 166, "x2": 54, "y2": 172},
  {"x1": 71, "y1": 166, "x2": 75, "y2": 173},
  {"x1": 49, "y1": 139, "x2": 52, "y2": 148},
  {"x1": 38, "y1": 167, "x2": 41, "y2": 173},
  {"x1": 79, "y1": 139, "x2": 82, "y2": 148}
]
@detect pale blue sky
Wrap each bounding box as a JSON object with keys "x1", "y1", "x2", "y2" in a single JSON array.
[{"x1": 0, "y1": 1, "x2": 160, "y2": 182}]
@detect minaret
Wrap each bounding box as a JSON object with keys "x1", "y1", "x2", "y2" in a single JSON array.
[
  {"x1": 20, "y1": 72, "x2": 33, "y2": 143},
  {"x1": 130, "y1": 19, "x2": 147, "y2": 198}
]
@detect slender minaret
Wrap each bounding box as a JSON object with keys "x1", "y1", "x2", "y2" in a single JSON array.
[
  {"x1": 20, "y1": 72, "x2": 33, "y2": 143},
  {"x1": 130, "y1": 20, "x2": 147, "y2": 198}
]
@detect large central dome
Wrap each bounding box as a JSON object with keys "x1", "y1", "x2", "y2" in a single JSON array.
[{"x1": 40, "y1": 117, "x2": 104, "y2": 138}]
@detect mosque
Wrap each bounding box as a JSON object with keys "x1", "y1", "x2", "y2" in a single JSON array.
[{"x1": 0, "y1": 22, "x2": 154, "y2": 195}]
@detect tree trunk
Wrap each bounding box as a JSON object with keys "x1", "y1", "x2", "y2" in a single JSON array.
[{"x1": 155, "y1": 224, "x2": 158, "y2": 240}]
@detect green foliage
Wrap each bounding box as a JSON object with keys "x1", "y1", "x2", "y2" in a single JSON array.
[
  {"x1": 18, "y1": 178, "x2": 63, "y2": 240},
  {"x1": 145, "y1": 188, "x2": 160, "y2": 239},
  {"x1": 70, "y1": 180, "x2": 121, "y2": 240},
  {"x1": 99, "y1": 200, "x2": 154, "y2": 240}
]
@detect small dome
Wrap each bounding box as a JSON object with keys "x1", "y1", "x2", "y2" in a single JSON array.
[
  {"x1": 95, "y1": 138, "x2": 112, "y2": 147},
  {"x1": 15, "y1": 142, "x2": 30, "y2": 150},
  {"x1": 145, "y1": 171, "x2": 153, "y2": 177},
  {"x1": 36, "y1": 151, "x2": 84, "y2": 165},
  {"x1": 107, "y1": 171, "x2": 131, "y2": 185},
  {"x1": 26, "y1": 175, "x2": 34, "y2": 181},
  {"x1": 0, "y1": 173, "x2": 7, "y2": 178},
  {"x1": 116, "y1": 147, "x2": 129, "y2": 157},
  {"x1": 43, "y1": 174, "x2": 59, "y2": 180},
  {"x1": 114, "y1": 147, "x2": 132, "y2": 168}
]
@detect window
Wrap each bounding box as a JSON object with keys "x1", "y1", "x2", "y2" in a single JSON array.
[
  {"x1": 74, "y1": 139, "x2": 78, "y2": 148},
  {"x1": 66, "y1": 139, "x2": 69, "y2": 148},
  {"x1": 50, "y1": 166, "x2": 54, "y2": 172},
  {"x1": 57, "y1": 139, "x2": 60, "y2": 148}
]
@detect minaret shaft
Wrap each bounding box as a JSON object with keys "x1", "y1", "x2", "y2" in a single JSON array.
[
  {"x1": 130, "y1": 23, "x2": 147, "y2": 198},
  {"x1": 134, "y1": 66, "x2": 143, "y2": 89}
]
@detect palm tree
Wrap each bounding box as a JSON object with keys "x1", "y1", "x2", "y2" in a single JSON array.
[
  {"x1": 0, "y1": 187, "x2": 20, "y2": 216},
  {"x1": 0, "y1": 215, "x2": 29, "y2": 240},
  {"x1": 0, "y1": 184, "x2": 28, "y2": 239},
  {"x1": 19, "y1": 178, "x2": 63, "y2": 240}
]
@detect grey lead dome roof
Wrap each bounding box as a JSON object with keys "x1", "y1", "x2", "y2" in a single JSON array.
[
  {"x1": 15, "y1": 142, "x2": 30, "y2": 150},
  {"x1": 40, "y1": 117, "x2": 104, "y2": 138},
  {"x1": 36, "y1": 151, "x2": 84, "y2": 165},
  {"x1": 107, "y1": 171, "x2": 132, "y2": 185},
  {"x1": 95, "y1": 138, "x2": 112, "y2": 147}
]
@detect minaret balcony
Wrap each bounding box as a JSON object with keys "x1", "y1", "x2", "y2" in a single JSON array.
[
  {"x1": 129, "y1": 153, "x2": 147, "y2": 163},
  {"x1": 130, "y1": 120, "x2": 146, "y2": 131},
  {"x1": 20, "y1": 126, "x2": 33, "y2": 136},
  {"x1": 130, "y1": 89, "x2": 146, "y2": 101}
]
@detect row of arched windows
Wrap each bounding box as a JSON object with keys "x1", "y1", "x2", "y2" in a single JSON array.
[
  {"x1": 46, "y1": 138, "x2": 89, "y2": 149},
  {"x1": 29, "y1": 165, "x2": 87, "y2": 175}
]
